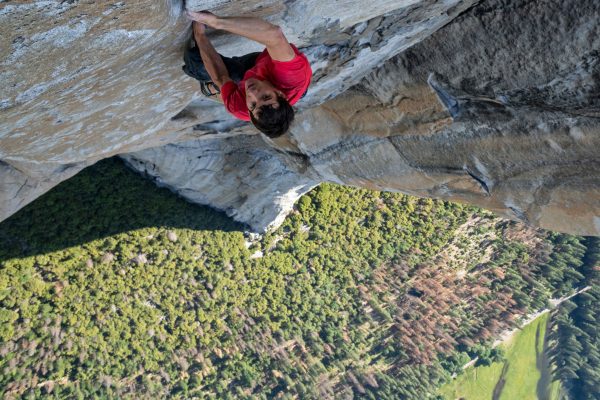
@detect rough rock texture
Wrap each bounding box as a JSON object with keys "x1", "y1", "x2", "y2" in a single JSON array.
[{"x1": 1, "y1": 0, "x2": 599, "y2": 235}]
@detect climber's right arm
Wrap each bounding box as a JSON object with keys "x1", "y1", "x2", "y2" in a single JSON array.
[
  {"x1": 187, "y1": 11, "x2": 295, "y2": 62},
  {"x1": 193, "y1": 22, "x2": 232, "y2": 89}
]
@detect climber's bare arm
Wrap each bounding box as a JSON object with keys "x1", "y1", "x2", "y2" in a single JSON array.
[
  {"x1": 193, "y1": 22, "x2": 232, "y2": 89},
  {"x1": 187, "y1": 11, "x2": 295, "y2": 62}
]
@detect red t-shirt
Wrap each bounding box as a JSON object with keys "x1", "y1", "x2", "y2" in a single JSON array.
[{"x1": 220, "y1": 44, "x2": 312, "y2": 121}]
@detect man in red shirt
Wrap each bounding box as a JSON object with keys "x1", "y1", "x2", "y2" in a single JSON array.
[{"x1": 183, "y1": 11, "x2": 312, "y2": 138}]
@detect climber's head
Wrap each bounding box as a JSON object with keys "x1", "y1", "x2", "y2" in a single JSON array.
[{"x1": 245, "y1": 78, "x2": 294, "y2": 138}]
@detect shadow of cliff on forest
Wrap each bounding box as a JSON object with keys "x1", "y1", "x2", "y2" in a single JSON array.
[{"x1": 0, "y1": 157, "x2": 243, "y2": 262}]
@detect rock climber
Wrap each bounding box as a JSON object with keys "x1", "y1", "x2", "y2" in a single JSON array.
[{"x1": 183, "y1": 11, "x2": 312, "y2": 138}]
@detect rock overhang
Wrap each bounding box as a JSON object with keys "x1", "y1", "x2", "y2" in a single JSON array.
[{"x1": 0, "y1": 0, "x2": 599, "y2": 235}]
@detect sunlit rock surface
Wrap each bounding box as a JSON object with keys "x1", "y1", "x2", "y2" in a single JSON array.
[
  {"x1": 1, "y1": 0, "x2": 599, "y2": 234},
  {"x1": 122, "y1": 134, "x2": 317, "y2": 231}
]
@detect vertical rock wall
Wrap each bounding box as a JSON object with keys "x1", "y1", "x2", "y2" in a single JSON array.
[
  {"x1": 1, "y1": 0, "x2": 599, "y2": 235},
  {"x1": 124, "y1": 0, "x2": 600, "y2": 235},
  {"x1": 0, "y1": 0, "x2": 474, "y2": 223}
]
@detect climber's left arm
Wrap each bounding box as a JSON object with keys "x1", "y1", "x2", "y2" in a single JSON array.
[{"x1": 193, "y1": 22, "x2": 232, "y2": 89}]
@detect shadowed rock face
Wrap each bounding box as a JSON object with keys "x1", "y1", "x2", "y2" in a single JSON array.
[{"x1": 1, "y1": 0, "x2": 599, "y2": 235}]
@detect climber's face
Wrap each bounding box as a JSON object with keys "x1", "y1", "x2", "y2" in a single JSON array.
[{"x1": 245, "y1": 78, "x2": 284, "y2": 118}]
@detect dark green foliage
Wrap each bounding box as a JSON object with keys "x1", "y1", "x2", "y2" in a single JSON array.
[
  {"x1": 549, "y1": 237, "x2": 600, "y2": 400},
  {"x1": 468, "y1": 345, "x2": 505, "y2": 367},
  {"x1": 543, "y1": 233, "x2": 586, "y2": 297},
  {"x1": 439, "y1": 351, "x2": 472, "y2": 376}
]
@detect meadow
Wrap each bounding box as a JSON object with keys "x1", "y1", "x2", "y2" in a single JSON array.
[{"x1": 439, "y1": 312, "x2": 563, "y2": 400}]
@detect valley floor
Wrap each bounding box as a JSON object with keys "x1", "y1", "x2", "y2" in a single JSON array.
[
  {"x1": 0, "y1": 158, "x2": 591, "y2": 399},
  {"x1": 439, "y1": 313, "x2": 562, "y2": 400}
]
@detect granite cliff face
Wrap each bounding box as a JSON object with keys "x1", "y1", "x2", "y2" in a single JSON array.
[{"x1": 1, "y1": 0, "x2": 599, "y2": 235}]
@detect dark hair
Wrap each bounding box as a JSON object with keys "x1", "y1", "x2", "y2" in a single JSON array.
[{"x1": 250, "y1": 96, "x2": 294, "y2": 138}]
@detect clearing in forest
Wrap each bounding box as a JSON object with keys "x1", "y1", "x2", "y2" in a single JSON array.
[{"x1": 439, "y1": 313, "x2": 562, "y2": 400}]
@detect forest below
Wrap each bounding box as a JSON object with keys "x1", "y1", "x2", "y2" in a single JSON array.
[{"x1": 0, "y1": 158, "x2": 597, "y2": 399}]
